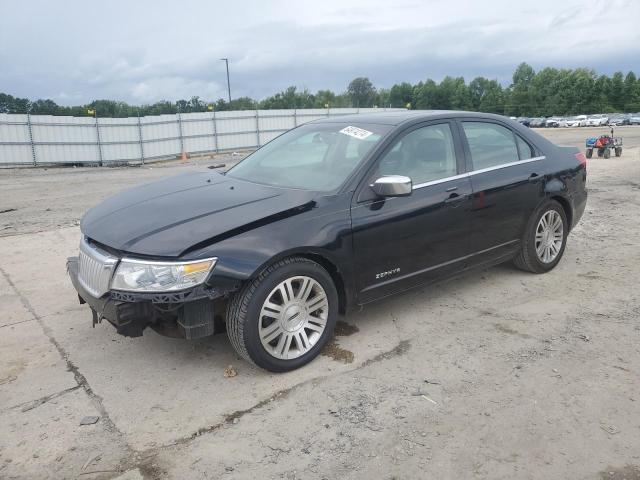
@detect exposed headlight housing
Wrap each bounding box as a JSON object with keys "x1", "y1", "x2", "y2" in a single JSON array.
[{"x1": 111, "y1": 258, "x2": 217, "y2": 292}]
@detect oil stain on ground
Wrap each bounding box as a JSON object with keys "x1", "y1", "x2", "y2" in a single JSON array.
[
  {"x1": 334, "y1": 320, "x2": 359, "y2": 337},
  {"x1": 322, "y1": 320, "x2": 359, "y2": 364}
]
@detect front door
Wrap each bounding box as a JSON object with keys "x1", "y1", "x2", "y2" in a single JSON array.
[{"x1": 351, "y1": 121, "x2": 473, "y2": 303}]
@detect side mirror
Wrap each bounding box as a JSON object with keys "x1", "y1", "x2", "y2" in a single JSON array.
[{"x1": 371, "y1": 175, "x2": 412, "y2": 197}]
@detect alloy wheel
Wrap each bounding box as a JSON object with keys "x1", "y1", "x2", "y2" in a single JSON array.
[
  {"x1": 535, "y1": 210, "x2": 564, "y2": 263},
  {"x1": 258, "y1": 276, "x2": 329, "y2": 360}
]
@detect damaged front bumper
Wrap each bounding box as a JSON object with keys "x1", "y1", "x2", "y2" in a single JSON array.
[{"x1": 67, "y1": 256, "x2": 225, "y2": 339}]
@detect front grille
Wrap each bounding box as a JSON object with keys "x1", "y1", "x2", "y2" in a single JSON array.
[{"x1": 77, "y1": 238, "x2": 119, "y2": 298}]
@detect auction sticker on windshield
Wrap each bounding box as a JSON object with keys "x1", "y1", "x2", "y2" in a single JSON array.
[{"x1": 339, "y1": 125, "x2": 373, "y2": 140}]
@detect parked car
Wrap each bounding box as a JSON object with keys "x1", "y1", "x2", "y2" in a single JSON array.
[
  {"x1": 529, "y1": 117, "x2": 546, "y2": 128},
  {"x1": 629, "y1": 113, "x2": 640, "y2": 125},
  {"x1": 544, "y1": 117, "x2": 562, "y2": 128},
  {"x1": 607, "y1": 114, "x2": 630, "y2": 126},
  {"x1": 516, "y1": 117, "x2": 531, "y2": 127},
  {"x1": 561, "y1": 115, "x2": 588, "y2": 127},
  {"x1": 67, "y1": 111, "x2": 588, "y2": 371},
  {"x1": 586, "y1": 114, "x2": 609, "y2": 127}
]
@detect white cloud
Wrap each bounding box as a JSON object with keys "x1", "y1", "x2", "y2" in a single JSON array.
[{"x1": 0, "y1": 0, "x2": 638, "y2": 104}]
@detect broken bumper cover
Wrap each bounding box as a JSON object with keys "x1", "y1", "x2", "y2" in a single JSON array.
[{"x1": 67, "y1": 256, "x2": 223, "y2": 339}]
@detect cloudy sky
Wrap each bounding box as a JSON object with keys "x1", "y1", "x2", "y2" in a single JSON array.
[{"x1": 1, "y1": 0, "x2": 639, "y2": 105}]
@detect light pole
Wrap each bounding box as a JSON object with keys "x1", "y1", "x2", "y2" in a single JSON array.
[{"x1": 221, "y1": 58, "x2": 231, "y2": 104}]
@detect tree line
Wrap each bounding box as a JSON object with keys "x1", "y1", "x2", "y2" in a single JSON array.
[{"x1": 1, "y1": 63, "x2": 639, "y2": 118}]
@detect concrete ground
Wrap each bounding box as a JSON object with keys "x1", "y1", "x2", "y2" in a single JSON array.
[{"x1": 1, "y1": 126, "x2": 639, "y2": 480}]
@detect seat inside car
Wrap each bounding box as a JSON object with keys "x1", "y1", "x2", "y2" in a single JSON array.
[{"x1": 402, "y1": 135, "x2": 454, "y2": 182}]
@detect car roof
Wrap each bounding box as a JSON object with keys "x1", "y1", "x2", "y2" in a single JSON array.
[{"x1": 310, "y1": 110, "x2": 512, "y2": 126}]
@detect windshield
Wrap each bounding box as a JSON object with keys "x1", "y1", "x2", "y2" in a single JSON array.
[{"x1": 226, "y1": 122, "x2": 392, "y2": 191}]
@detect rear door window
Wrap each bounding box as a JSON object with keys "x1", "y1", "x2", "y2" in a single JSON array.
[
  {"x1": 462, "y1": 122, "x2": 520, "y2": 170},
  {"x1": 515, "y1": 134, "x2": 535, "y2": 159}
]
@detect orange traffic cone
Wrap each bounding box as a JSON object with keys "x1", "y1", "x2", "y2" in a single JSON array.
[{"x1": 180, "y1": 151, "x2": 188, "y2": 162}]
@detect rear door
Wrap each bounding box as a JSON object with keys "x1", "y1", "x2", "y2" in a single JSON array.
[
  {"x1": 351, "y1": 121, "x2": 473, "y2": 303},
  {"x1": 457, "y1": 120, "x2": 545, "y2": 261}
]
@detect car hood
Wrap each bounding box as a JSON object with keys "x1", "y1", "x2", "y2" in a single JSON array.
[{"x1": 81, "y1": 171, "x2": 318, "y2": 257}]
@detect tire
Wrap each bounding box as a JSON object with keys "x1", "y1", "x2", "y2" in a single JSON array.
[
  {"x1": 604, "y1": 148, "x2": 611, "y2": 159},
  {"x1": 513, "y1": 200, "x2": 568, "y2": 274},
  {"x1": 597, "y1": 148, "x2": 604, "y2": 157},
  {"x1": 615, "y1": 147, "x2": 622, "y2": 157},
  {"x1": 226, "y1": 257, "x2": 338, "y2": 372},
  {"x1": 586, "y1": 148, "x2": 593, "y2": 159}
]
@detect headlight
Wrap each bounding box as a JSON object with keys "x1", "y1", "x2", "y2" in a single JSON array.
[{"x1": 111, "y1": 257, "x2": 217, "y2": 292}]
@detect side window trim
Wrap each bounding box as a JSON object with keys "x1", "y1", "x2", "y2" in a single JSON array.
[
  {"x1": 411, "y1": 156, "x2": 546, "y2": 188},
  {"x1": 466, "y1": 155, "x2": 545, "y2": 176},
  {"x1": 412, "y1": 172, "x2": 469, "y2": 189}
]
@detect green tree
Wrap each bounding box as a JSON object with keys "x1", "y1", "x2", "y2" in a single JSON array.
[
  {"x1": 0, "y1": 93, "x2": 31, "y2": 113},
  {"x1": 469, "y1": 77, "x2": 488, "y2": 110},
  {"x1": 260, "y1": 86, "x2": 316, "y2": 109},
  {"x1": 313, "y1": 90, "x2": 336, "y2": 108},
  {"x1": 509, "y1": 62, "x2": 536, "y2": 116},
  {"x1": 623, "y1": 72, "x2": 639, "y2": 111},
  {"x1": 609, "y1": 71, "x2": 625, "y2": 111},
  {"x1": 228, "y1": 97, "x2": 257, "y2": 110},
  {"x1": 594, "y1": 75, "x2": 612, "y2": 112},
  {"x1": 347, "y1": 77, "x2": 376, "y2": 108},
  {"x1": 450, "y1": 78, "x2": 472, "y2": 110},
  {"x1": 376, "y1": 88, "x2": 391, "y2": 108},
  {"x1": 478, "y1": 80, "x2": 504, "y2": 114},
  {"x1": 388, "y1": 82, "x2": 414, "y2": 108},
  {"x1": 569, "y1": 68, "x2": 597, "y2": 114},
  {"x1": 30, "y1": 99, "x2": 60, "y2": 115},
  {"x1": 413, "y1": 79, "x2": 438, "y2": 109}
]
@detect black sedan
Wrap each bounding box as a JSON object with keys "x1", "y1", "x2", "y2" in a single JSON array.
[{"x1": 67, "y1": 111, "x2": 587, "y2": 371}]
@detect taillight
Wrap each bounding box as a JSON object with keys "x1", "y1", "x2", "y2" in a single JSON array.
[{"x1": 575, "y1": 152, "x2": 587, "y2": 168}]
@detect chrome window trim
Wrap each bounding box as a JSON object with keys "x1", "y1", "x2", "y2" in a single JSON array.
[
  {"x1": 467, "y1": 156, "x2": 545, "y2": 176},
  {"x1": 412, "y1": 173, "x2": 469, "y2": 189},
  {"x1": 412, "y1": 156, "x2": 545, "y2": 190}
]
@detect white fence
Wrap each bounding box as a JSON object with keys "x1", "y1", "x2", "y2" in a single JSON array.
[{"x1": 0, "y1": 108, "x2": 404, "y2": 167}]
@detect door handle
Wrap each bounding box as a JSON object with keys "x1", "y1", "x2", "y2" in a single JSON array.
[
  {"x1": 528, "y1": 173, "x2": 540, "y2": 182},
  {"x1": 444, "y1": 192, "x2": 466, "y2": 206}
]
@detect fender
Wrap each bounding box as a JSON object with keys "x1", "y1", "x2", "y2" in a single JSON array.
[
  {"x1": 540, "y1": 164, "x2": 582, "y2": 229},
  {"x1": 196, "y1": 192, "x2": 357, "y2": 308}
]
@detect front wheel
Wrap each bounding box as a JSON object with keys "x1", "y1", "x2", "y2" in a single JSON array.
[
  {"x1": 513, "y1": 200, "x2": 568, "y2": 274},
  {"x1": 226, "y1": 257, "x2": 338, "y2": 372}
]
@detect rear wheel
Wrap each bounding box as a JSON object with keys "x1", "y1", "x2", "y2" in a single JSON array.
[
  {"x1": 604, "y1": 148, "x2": 611, "y2": 159},
  {"x1": 585, "y1": 148, "x2": 593, "y2": 159},
  {"x1": 226, "y1": 257, "x2": 338, "y2": 372},
  {"x1": 615, "y1": 147, "x2": 622, "y2": 157},
  {"x1": 597, "y1": 148, "x2": 604, "y2": 157},
  {"x1": 513, "y1": 200, "x2": 568, "y2": 274}
]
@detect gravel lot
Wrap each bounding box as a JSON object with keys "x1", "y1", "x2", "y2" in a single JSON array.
[{"x1": 1, "y1": 126, "x2": 639, "y2": 480}]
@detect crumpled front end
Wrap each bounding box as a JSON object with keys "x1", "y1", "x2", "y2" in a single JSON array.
[{"x1": 66, "y1": 239, "x2": 227, "y2": 339}]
